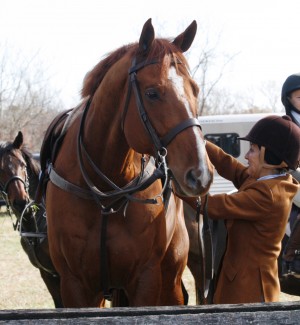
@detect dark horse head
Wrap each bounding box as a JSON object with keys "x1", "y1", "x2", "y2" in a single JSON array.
[{"x1": 0, "y1": 131, "x2": 40, "y2": 220}]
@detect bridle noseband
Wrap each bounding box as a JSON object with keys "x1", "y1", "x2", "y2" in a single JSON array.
[{"x1": 0, "y1": 175, "x2": 29, "y2": 197}]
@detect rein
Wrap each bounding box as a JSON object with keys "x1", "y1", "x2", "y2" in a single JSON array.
[
  {"x1": 196, "y1": 196, "x2": 214, "y2": 301},
  {"x1": 76, "y1": 96, "x2": 169, "y2": 214}
]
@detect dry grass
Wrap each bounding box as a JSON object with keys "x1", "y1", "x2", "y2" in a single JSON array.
[
  {"x1": 0, "y1": 211, "x2": 299, "y2": 310},
  {"x1": 0, "y1": 211, "x2": 53, "y2": 309}
]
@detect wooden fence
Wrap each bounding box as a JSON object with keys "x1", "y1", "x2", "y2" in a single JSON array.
[{"x1": 1, "y1": 301, "x2": 300, "y2": 324}]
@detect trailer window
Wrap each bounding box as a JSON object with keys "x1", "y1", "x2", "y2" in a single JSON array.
[{"x1": 205, "y1": 133, "x2": 240, "y2": 158}]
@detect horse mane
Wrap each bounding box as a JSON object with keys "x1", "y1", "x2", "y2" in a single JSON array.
[
  {"x1": 21, "y1": 147, "x2": 41, "y2": 199},
  {"x1": 81, "y1": 39, "x2": 190, "y2": 98}
]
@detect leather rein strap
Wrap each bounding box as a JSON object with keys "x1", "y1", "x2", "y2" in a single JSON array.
[{"x1": 196, "y1": 195, "x2": 214, "y2": 302}]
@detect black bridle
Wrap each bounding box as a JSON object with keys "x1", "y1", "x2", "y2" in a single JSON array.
[
  {"x1": 73, "y1": 56, "x2": 202, "y2": 213},
  {"x1": 0, "y1": 166, "x2": 30, "y2": 230},
  {"x1": 122, "y1": 57, "x2": 202, "y2": 152},
  {"x1": 0, "y1": 175, "x2": 29, "y2": 197}
]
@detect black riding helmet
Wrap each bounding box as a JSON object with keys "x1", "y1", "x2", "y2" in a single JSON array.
[
  {"x1": 281, "y1": 73, "x2": 300, "y2": 126},
  {"x1": 240, "y1": 115, "x2": 300, "y2": 170}
]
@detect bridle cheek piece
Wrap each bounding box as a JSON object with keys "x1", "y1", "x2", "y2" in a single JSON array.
[{"x1": 122, "y1": 57, "x2": 202, "y2": 155}]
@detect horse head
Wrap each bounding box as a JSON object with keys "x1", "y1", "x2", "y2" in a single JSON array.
[
  {"x1": 0, "y1": 132, "x2": 40, "y2": 219},
  {"x1": 122, "y1": 19, "x2": 214, "y2": 196}
]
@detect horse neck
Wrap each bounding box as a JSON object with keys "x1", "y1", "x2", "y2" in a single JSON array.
[
  {"x1": 28, "y1": 171, "x2": 39, "y2": 200},
  {"x1": 83, "y1": 103, "x2": 141, "y2": 186},
  {"x1": 27, "y1": 165, "x2": 40, "y2": 200}
]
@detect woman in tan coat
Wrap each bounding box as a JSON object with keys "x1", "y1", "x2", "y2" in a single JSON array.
[{"x1": 183, "y1": 115, "x2": 300, "y2": 304}]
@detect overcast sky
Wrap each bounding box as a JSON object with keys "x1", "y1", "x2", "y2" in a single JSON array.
[{"x1": 1, "y1": 0, "x2": 299, "y2": 110}]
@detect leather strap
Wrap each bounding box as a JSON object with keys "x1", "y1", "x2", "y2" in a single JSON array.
[
  {"x1": 49, "y1": 166, "x2": 94, "y2": 200},
  {"x1": 161, "y1": 118, "x2": 201, "y2": 147}
]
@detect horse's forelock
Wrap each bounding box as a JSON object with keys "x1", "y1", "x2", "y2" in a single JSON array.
[{"x1": 146, "y1": 39, "x2": 189, "y2": 68}]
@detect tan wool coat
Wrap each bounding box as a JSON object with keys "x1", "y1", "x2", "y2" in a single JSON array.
[{"x1": 205, "y1": 141, "x2": 299, "y2": 304}]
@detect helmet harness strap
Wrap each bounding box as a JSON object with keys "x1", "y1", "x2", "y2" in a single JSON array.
[{"x1": 259, "y1": 146, "x2": 288, "y2": 170}]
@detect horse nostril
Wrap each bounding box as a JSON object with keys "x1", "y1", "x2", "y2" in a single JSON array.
[{"x1": 185, "y1": 168, "x2": 203, "y2": 191}]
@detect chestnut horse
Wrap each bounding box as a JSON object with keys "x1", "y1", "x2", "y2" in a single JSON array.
[
  {"x1": 42, "y1": 18, "x2": 213, "y2": 307},
  {"x1": 0, "y1": 132, "x2": 63, "y2": 307}
]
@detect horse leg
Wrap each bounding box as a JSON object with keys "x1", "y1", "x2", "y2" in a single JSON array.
[
  {"x1": 58, "y1": 270, "x2": 104, "y2": 307},
  {"x1": 39, "y1": 270, "x2": 63, "y2": 308},
  {"x1": 125, "y1": 264, "x2": 162, "y2": 306},
  {"x1": 159, "y1": 225, "x2": 189, "y2": 305},
  {"x1": 160, "y1": 249, "x2": 188, "y2": 306},
  {"x1": 29, "y1": 239, "x2": 63, "y2": 308},
  {"x1": 111, "y1": 289, "x2": 129, "y2": 307},
  {"x1": 48, "y1": 241, "x2": 104, "y2": 307}
]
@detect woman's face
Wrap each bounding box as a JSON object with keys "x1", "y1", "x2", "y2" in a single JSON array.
[
  {"x1": 245, "y1": 143, "x2": 261, "y2": 178},
  {"x1": 289, "y1": 89, "x2": 300, "y2": 112}
]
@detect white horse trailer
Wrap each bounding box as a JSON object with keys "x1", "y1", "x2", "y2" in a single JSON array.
[{"x1": 199, "y1": 113, "x2": 281, "y2": 195}]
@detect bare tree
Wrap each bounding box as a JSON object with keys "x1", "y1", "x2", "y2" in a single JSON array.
[
  {"x1": 0, "y1": 44, "x2": 63, "y2": 151},
  {"x1": 190, "y1": 30, "x2": 239, "y2": 116},
  {"x1": 257, "y1": 81, "x2": 283, "y2": 113}
]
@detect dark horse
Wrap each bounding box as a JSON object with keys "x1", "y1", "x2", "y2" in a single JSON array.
[
  {"x1": 0, "y1": 131, "x2": 63, "y2": 308},
  {"x1": 184, "y1": 202, "x2": 300, "y2": 304},
  {"x1": 40, "y1": 19, "x2": 214, "y2": 307},
  {"x1": 278, "y1": 203, "x2": 300, "y2": 296}
]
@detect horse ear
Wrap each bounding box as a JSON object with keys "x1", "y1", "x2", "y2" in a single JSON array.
[
  {"x1": 172, "y1": 20, "x2": 197, "y2": 53},
  {"x1": 139, "y1": 18, "x2": 155, "y2": 54},
  {"x1": 13, "y1": 131, "x2": 23, "y2": 149}
]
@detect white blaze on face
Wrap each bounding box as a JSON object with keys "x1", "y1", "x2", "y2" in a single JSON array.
[
  {"x1": 168, "y1": 67, "x2": 191, "y2": 115},
  {"x1": 168, "y1": 67, "x2": 211, "y2": 188}
]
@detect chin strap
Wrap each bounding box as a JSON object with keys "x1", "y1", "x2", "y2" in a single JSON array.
[{"x1": 259, "y1": 146, "x2": 288, "y2": 170}]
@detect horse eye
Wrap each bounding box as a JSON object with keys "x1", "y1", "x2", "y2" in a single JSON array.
[{"x1": 145, "y1": 88, "x2": 160, "y2": 101}]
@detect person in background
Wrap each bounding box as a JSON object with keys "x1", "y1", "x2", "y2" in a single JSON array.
[
  {"x1": 181, "y1": 115, "x2": 300, "y2": 304},
  {"x1": 281, "y1": 73, "x2": 300, "y2": 278}
]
